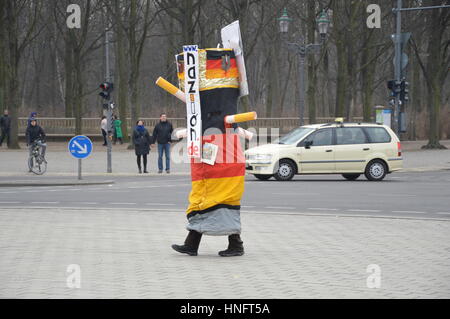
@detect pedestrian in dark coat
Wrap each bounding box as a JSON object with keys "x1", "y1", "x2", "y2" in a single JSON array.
[
  {"x1": 151, "y1": 113, "x2": 173, "y2": 174},
  {"x1": 0, "y1": 109, "x2": 11, "y2": 147},
  {"x1": 132, "y1": 120, "x2": 152, "y2": 174}
]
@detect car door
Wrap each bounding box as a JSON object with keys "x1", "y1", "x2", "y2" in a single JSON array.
[
  {"x1": 334, "y1": 127, "x2": 370, "y2": 173},
  {"x1": 298, "y1": 128, "x2": 335, "y2": 173}
]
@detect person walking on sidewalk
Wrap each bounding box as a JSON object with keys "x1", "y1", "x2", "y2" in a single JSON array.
[
  {"x1": 151, "y1": 113, "x2": 173, "y2": 174},
  {"x1": 133, "y1": 120, "x2": 152, "y2": 174},
  {"x1": 113, "y1": 115, "x2": 123, "y2": 145},
  {"x1": 0, "y1": 109, "x2": 11, "y2": 148},
  {"x1": 101, "y1": 116, "x2": 108, "y2": 146}
]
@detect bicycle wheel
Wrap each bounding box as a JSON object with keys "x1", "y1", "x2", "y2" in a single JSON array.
[{"x1": 30, "y1": 155, "x2": 47, "y2": 175}]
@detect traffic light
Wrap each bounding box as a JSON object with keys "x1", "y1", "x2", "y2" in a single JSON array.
[
  {"x1": 387, "y1": 80, "x2": 401, "y2": 97},
  {"x1": 400, "y1": 80, "x2": 409, "y2": 103},
  {"x1": 99, "y1": 82, "x2": 114, "y2": 100},
  {"x1": 387, "y1": 80, "x2": 395, "y2": 95}
]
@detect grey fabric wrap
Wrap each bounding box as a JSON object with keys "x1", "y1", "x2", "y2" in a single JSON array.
[{"x1": 186, "y1": 208, "x2": 241, "y2": 236}]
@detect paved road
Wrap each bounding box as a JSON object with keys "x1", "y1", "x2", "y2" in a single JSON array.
[
  {"x1": 1, "y1": 171, "x2": 449, "y2": 220},
  {"x1": 1, "y1": 171, "x2": 449, "y2": 298}
]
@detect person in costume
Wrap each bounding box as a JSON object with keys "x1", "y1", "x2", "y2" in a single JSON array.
[{"x1": 156, "y1": 24, "x2": 256, "y2": 257}]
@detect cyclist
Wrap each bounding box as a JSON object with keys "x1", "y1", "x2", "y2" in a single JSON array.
[{"x1": 26, "y1": 118, "x2": 47, "y2": 165}]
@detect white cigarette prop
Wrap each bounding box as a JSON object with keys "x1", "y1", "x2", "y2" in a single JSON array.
[
  {"x1": 175, "y1": 129, "x2": 187, "y2": 139},
  {"x1": 237, "y1": 127, "x2": 254, "y2": 140},
  {"x1": 156, "y1": 77, "x2": 186, "y2": 103},
  {"x1": 225, "y1": 112, "x2": 257, "y2": 124}
]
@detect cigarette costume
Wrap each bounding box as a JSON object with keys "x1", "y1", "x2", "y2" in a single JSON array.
[
  {"x1": 156, "y1": 23, "x2": 256, "y2": 256},
  {"x1": 179, "y1": 48, "x2": 245, "y2": 236}
]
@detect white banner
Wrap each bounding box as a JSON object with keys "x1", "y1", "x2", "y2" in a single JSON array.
[
  {"x1": 183, "y1": 45, "x2": 202, "y2": 159},
  {"x1": 221, "y1": 20, "x2": 249, "y2": 97}
]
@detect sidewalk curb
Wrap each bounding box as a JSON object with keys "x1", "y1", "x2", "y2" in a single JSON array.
[
  {"x1": 0, "y1": 172, "x2": 191, "y2": 177},
  {"x1": 399, "y1": 167, "x2": 450, "y2": 173},
  {"x1": 0, "y1": 180, "x2": 115, "y2": 187}
]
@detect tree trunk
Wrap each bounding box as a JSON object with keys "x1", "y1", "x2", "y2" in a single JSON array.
[
  {"x1": 421, "y1": 1, "x2": 447, "y2": 149},
  {"x1": 361, "y1": 38, "x2": 376, "y2": 122},
  {"x1": 5, "y1": 0, "x2": 20, "y2": 149},
  {"x1": 114, "y1": 0, "x2": 129, "y2": 142},
  {"x1": 64, "y1": 31, "x2": 75, "y2": 118},
  {"x1": 73, "y1": 48, "x2": 83, "y2": 135},
  {"x1": 335, "y1": 40, "x2": 347, "y2": 117},
  {"x1": 0, "y1": 0, "x2": 6, "y2": 115},
  {"x1": 306, "y1": 0, "x2": 317, "y2": 124},
  {"x1": 128, "y1": 0, "x2": 139, "y2": 149}
]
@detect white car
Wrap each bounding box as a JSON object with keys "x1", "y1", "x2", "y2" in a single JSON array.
[{"x1": 245, "y1": 122, "x2": 403, "y2": 181}]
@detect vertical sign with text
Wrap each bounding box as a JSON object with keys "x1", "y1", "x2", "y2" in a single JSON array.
[{"x1": 184, "y1": 45, "x2": 202, "y2": 159}]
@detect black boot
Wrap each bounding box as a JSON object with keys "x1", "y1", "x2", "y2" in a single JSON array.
[
  {"x1": 219, "y1": 234, "x2": 244, "y2": 257},
  {"x1": 172, "y1": 230, "x2": 202, "y2": 256}
]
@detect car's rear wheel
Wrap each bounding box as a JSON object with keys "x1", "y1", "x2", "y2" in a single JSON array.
[
  {"x1": 365, "y1": 160, "x2": 387, "y2": 181},
  {"x1": 253, "y1": 174, "x2": 273, "y2": 181},
  {"x1": 342, "y1": 174, "x2": 360, "y2": 181},
  {"x1": 274, "y1": 159, "x2": 296, "y2": 181}
]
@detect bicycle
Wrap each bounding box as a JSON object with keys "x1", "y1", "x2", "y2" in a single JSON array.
[{"x1": 28, "y1": 140, "x2": 47, "y2": 175}]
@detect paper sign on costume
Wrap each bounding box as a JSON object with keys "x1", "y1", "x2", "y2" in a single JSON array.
[
  {"x1": 201, "y1": 143, "x2": 219, "y2": 166},
  {"x1": 221, "y1": 21, "x2": 249, "y2": 97},
  {"x1": 183, "y1": 45, "x2": 202, "y2": 159}
]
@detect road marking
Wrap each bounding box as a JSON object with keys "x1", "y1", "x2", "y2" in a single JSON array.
[
  {"x1": 436, "y1": 212, "x2": 450, "y2": 215},
  {"x1": 272, "y1": 192, "x2": 320, "y2": 196},
  {"x1": 308, "y1": 208, "x2": 340, "y2": 211},
  {"x1": 145, "y1": 203, "x2": 176, "y2": 206},
  {"x1": 79, "y1": 202, "x2": 98, "y2": 205},
  {"x1": 265, "y1": 206, "x2": 296, "y2": 210},
  {"x1": 111, "y1": 203, "x2": 136, "y2": 205},
  {"x1": 347, "y1": 209, "x2": 381, "y2": 213},
  {"x1": 370, "y1": 193, "x2": 416, "y2": 197},
  {"x1": 392, "y1": 210, "x2": 426, "y2": 214},
  {"x1": 0, "y1": 201, "x2": 21, "y2": 204},
  {"x1": 31, "y1": 202, "x2": 60, "y2": 204},
  {"x1": 242, "y1": 206, "x2": 256, "y2": 208}
]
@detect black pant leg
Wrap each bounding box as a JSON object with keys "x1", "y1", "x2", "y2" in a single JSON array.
[
  {"x1": 143, "y1": 154, "x2": 147, "y2": 170},
  {"x1": 102, "y1": 130, "x2": 107, "y2": 145},
  {"x1": 136, "y1": 155, "x2": 142, "y2": 169}
]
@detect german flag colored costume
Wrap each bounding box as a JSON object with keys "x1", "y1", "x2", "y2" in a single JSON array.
[
  {"x1": 177, "y1": 48, "x2": 245, "y2": 236},
  {"x1": 157, "y1": 42, "x2": 255, "y2": 256}
]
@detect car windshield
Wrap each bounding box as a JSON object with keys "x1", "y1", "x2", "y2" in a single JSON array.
[{"x1": 275, "y1": 127, "x2": 314, "y2": 145}]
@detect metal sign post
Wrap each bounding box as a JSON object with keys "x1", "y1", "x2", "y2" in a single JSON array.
[{"x1": 78, "y1": 158, "x2": 82, "y2": 180}]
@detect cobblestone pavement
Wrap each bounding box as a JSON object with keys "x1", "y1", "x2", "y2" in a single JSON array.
[{"x1": 0, "y1": 207, "x2": 449, "y2": 298}]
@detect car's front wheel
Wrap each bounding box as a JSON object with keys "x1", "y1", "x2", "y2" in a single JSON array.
[
  {"x1": 365, "y1": 160, "x2": 387, "y2": 181},
  {"x1": 274, "y1": 159, "x2": 296, "y2": 181},
  {"x1": 342, "y1": 174, "x2": 360, "y2": 181},
  {"x1": 253, "y1": 174, "x2": 273, "y2": 181}
]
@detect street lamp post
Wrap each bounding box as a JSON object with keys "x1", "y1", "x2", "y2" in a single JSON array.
[{"x1": 278, "y1": 9, "x2": 329, "y2": 126}]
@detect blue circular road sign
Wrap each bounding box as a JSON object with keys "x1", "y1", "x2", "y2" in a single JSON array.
[{"x1": 68, "y1": 135, "x2": 93, "y2": 159}]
